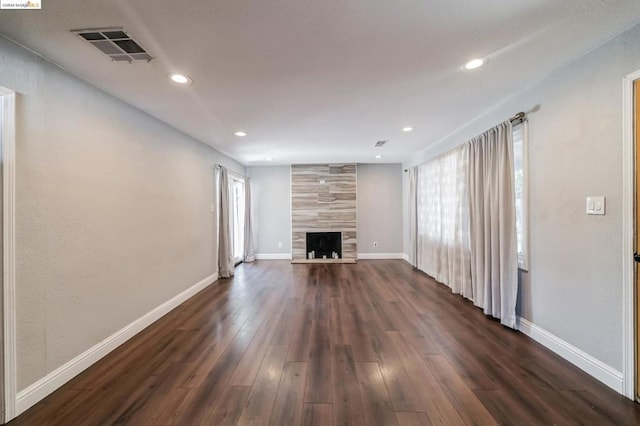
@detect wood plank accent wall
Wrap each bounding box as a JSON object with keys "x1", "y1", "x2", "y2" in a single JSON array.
[{"x1": 291, "y1": 164, "x2": 357, "y2": 260}]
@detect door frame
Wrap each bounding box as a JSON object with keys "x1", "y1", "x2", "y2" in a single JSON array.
[
  {"x1": 0, "y1": 85, "x2": 17, "y2": 420},
  {"x1": 623, "y1": 69, "x2": 640, "y2": 400},
  {"x1": 228, "y1": 172, "x2": 245, "y2": 265}
]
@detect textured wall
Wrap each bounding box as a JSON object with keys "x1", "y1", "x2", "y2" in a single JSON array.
[
  {"x1": 0, "y1": 37, "x2": 244, "y2": 391},
  {"x1": 247, "y1": 166, "x2": 291, "y2": 255},
  {"x1": 404, "y1": 23, "x2": 640, "y2": 371},
  {"x1": 356, "y1": 164, "x2": 403, "y2": 254},
  {"x1": 291, "y1": 164, "x2": 357, "y2": 260}
]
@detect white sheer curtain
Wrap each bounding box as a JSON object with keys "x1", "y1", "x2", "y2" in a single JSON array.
[
  {"x1": 416, "y1": 144, "x2": 472, "y2": 299},
  {"x1": 217, "y1": 166, "x2": 234, "y2": 278},
  {"x1": 468, "y1": 121, "x2": 518, "y2": 328},
  {"x1": 243, "y1": 177, "x2": 256, "y2": 263}
]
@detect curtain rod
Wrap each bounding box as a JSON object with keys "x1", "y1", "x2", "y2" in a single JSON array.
[
  {"x1": 403, "y1": 111, "x2": 526, "y2": 172},
  {"x1": 510, "y1": 111, "x2": 525, "y2": 122},
  {"x1": 215, "y1": 164, "x2": 246, "y2": 180}
]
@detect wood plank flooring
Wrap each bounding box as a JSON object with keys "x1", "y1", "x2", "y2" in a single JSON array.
[{"x1": 9, "y1": 260, "x2": 640, "y2": 425}]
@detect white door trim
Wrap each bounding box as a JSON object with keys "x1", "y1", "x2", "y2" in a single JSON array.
[
  {"x1": 0, "y1": 86, "x2": 17, "y2": 421},
  {"x1": 622, "y1": 69, "x2": 640, "y2": 400}
]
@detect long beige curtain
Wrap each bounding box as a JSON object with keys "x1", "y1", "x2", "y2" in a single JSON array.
[
  {"x1": 217, "y1": 166, "x2": 234, "y2": 278},
  {"x1": 468, "y1": 121, "x2": 518, "y2": 328},
  {"x1": 243, "y1": 177, "x2": 256, "y2": 263},
  {"x1": 408, "y1": 167, "x2": 418, "y2": 267},
  {"x1": 411, "y1": 119, "x2": 519, "y2": 328}
]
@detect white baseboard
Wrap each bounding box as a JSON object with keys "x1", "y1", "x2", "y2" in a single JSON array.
[
  {"x1": 255, "y1": 253, "x2": 292, "y2": 260},
  {"x1": 15, "y1": 272, "x2": 219, "y2": 417},
  {"x1": 256, "y1": 253, "x2": 406, "y2": 261},
  {"x1": 517, "y1": 317, "x2": 623, "y2": 394},
  {"x1": 402, "y1": 253, "x2": 410, "y2": 262},
  {"x1": 357, "y1": 253, "x2": 406, "y2": 260}
]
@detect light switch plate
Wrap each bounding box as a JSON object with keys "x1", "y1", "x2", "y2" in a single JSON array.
[{"x1": 586, "y1": 196, "x2": 605, "y2": 215}]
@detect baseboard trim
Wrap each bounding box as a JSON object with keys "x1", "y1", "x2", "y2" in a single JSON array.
[
  {"x1": 255, "y1": 253, "x2": 292, "y2": 260},
  {"x1": 517, "y1": 317, "x2": 623, "y2": 394},
  {"x1": 15, "y1": 272, "x2": 219, "y2": 416},
  {"x1": 357, "y1": 253, "x2": 406, "y2": 260},
  {"x1": 402, "y1": 253, "x2": 410, "y2": 262},
  {"x1": 257, "y1": 253, "x2": 406, "y2": 261}
]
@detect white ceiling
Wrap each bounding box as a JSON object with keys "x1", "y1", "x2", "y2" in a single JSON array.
[{"x1": 2, "y1": 0, "x2": 640, "y2": 165}]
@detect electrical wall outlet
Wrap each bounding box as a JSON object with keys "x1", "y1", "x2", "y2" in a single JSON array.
[{"x1": 278, "y1": 241, "x2": 283, "y2": 248}]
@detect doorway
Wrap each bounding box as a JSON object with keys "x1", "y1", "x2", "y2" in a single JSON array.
[
  {"x1": 229, "y1": 176, "x2": 245, "y2": 265},
  {"x1": 636, "y1": 78, "x2": 640, "y2": 402}
]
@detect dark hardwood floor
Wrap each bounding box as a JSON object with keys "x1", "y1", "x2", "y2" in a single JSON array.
[{"x1": 9, "y1": 260, "x2": 640, "y2": 425}]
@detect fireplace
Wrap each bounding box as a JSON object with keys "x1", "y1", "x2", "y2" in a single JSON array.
[
  {"x1": 306, "y1": 232, "x2": 342, "y2": 259},
  {"x1": 291, "y1": 164, "x2": 356, "y2": 261}
]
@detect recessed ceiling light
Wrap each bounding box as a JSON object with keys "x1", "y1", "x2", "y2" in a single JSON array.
[
  {"x1": 375, "y1": 155, "x2": 382, "y2": 159},
  {"x1": 265, "y1": 157, "x2": 273, "y2": 161},
  {"x1": 464, "y1": 58, "x2": 485, "y2": 70},
  {"x1": 402, "y1": 126, "x2": 413, "y2": 132},
  {"x1": 169, "y1": 73, "x2": 192, "y2": 84},
  {"x1": 234, "y1": 131, "x2": 247, "y2": 137}
]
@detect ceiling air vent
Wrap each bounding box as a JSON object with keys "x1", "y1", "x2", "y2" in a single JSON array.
[
  {"x1": 71, "y1": 28, "x2": 153, "y2": 63},
  {"x1": 374, "y1": 140, "x2": 387, "y2": 147}
]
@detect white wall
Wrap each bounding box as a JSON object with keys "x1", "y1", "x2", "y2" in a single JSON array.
[
  {"x1": 404, "y1": 23, "x2": 640, "y2": 373},
  {"x1": 248, "y1": 166, "x2": 291, "y2": 256},
  {"x1": 0, "y1": 36, "x2": 244, "y2": 392},
  {"x1": 357, "y1": 164, "x2": 403, "y2": 255}
]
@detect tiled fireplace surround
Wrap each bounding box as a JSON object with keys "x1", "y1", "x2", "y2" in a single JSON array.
[{"x1": 291, "y1": 164, "x2": 357, "y2": 261}]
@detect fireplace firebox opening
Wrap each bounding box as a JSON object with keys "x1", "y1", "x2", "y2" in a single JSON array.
[{"x1": 306, "y1": 232, "x2": 342, "y2": 259}]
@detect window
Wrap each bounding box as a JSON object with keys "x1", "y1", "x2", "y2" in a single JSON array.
[
  {"x1": 513, "y1": 121, "x2": 529, "y2": 270},
  {"x1": 415, "y1": 145, "x2": 471, "y2": 293}
]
